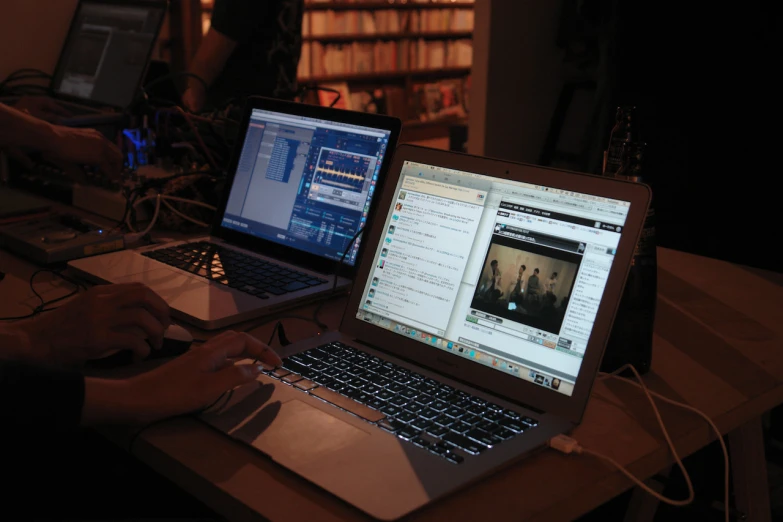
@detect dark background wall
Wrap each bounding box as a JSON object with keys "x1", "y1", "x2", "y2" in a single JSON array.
[
  {"x1": 469, "y1": 0, "x2": 781, "y2": 273},
  {"x1": 611, "y1": 1, "x2": 780, "y2": 272}
]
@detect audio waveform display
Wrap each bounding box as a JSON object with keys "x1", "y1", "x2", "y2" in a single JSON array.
[{"x1": 314, "y1": 148, "x2": 373, "y2": 192}]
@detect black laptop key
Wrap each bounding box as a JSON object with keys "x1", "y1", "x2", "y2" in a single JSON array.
[
  {"x1": 451, "y1": 421, "x2": 472, "y2": 434},
  {"x1": 426, "y1": 425, "x2": 448, "y2": 438},
  {"x1": 466, "y1": 428, "x2": 499, "y2": 447},
  {"x1": 282, "y1": 359, "x2": 309, "y2": 375},
  {"x1": 377, "y1": 390, "x2": 395, "y2": 401},
  {"x1": 462, "y1": 414, "x2": 481, "y2": 425},
  {"x1": 347, "y1": 377, "x2": 366, "y2": 389},
  {"x1": 354, "y1": 392, "x2": 372, "y2": 404},
  {"x1": 328, "y1": 381, "x2": 347, "y2": 393},
  {"x1": 475, "y1": 420, "x2": 499, "y2": 432},
  {"x1": 498, "y1": 417, "x2": 528, "y2": 433},
  {"x1": 411, "y1": 436, "x2": 430, "y2": 449},
  {"x1": 400, "y1": 388, "x2": 418, "y2": 400},
  {"x1": 397, "y1": 427, "x2": 420, "y2": 441},
  {"x1": 444, "y1": 407, "x2": 464, "y2": 419},
  {"x1": 264, "y1": 286, "x2": 286, "y2": 296},
  {"x1": 378, "y1": 418, "x2": 404, "y2": 433},
  {"x1": 433, "y1": 414, "x2": 454, "y2": 427},
  {"x1": 419, "y1": 408, "x2": 438, "y2": 420},
  {"x1": 367, "y1": 398, "x2": 386, "y2": 411},
  {"x1": 444, "y1": 452, "x2": 464, "y2": 465},
  {"x1": 362, "y1": 384, "x2": 381, "y2": 395},
  {"x1": 380, "y1": 404, "x2": 403, "y2": 417},
  {"x1": 388, "y1": 382, "x2": 406, "y2": 393},
  {"x1": 410, "y1": 417, "x2": 432, "y2": 431},
  {"x1": 414, "y1": 393, "x2": 434, "y2": 406},
  {"x1": 483, "y1": 411, "x2": 504, "y2": 423},
  {"x1": 494, "y1": 427, "x2": 516, "y2": 440},
  {"x1": 502, "y1": 409, "x2": 521, "y2": 421},
  {"x1": 342, "y1": 387, "x2": 361, "y2": 400},
  {"x1": 373, "y1": 377, "x2": 392, "y2": 388},
  {"x1": 283, "y1": 281, "x2": 308, "y2": 292},
  {"x1": 313, "y1": 376, "x2": 334, "y2": 388},
  {"x1": 442, "y1": 431, "x2": 488, "y2": 455},
  {"x1": 404, "y1": 402, "x2": 424, "y2": 414},
  {"x1": 427, "y1": 444, "x2": 451, "y2": 457},
  {"x1": 522, "y1": 416, "x2": 539, "y2": 427},
  {"x1": 396, "y1": 411, "x2": 417, "y2": 424},
  {"x1": 389, "y1": 396, "x2": 409, "y2": 407},
  {"x1": 467, "y1": 403, "x2": 486, "y2": 415},
  {"x1": 430, "y1": 400, "x2": 449, "y2": 411}
]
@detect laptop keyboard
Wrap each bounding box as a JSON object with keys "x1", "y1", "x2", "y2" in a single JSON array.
[
  {"x1": 267, "y1": 341, "x2": 538, "y2": 464},
  {"x1": 142, "y1": 241, "x2": 327, "y2": 299}
]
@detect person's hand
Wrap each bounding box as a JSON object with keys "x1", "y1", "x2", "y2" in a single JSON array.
[
  {"x1": 14, "y1": 96, "x2": 71, "y2": 123},
  {"x1": 19, "y1": 283, "x2": 171, "y2": 366},
  {"x1": 124, "y1": 331, "x2": 282, "y2": 424},
  {"x1": 44, "y1": 125, "x2": 123, "y2": 177},
  {"x1": 182, "y1": 86, "x2": 206, "y2": 113}
]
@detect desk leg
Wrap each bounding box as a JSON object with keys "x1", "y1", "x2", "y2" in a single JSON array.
[
  {"x1": 623, "y1": 468, "x2": 670, "y2": 522},
  {"x1": 730, "y1": 417, "x2": 771, "y2": 522}
]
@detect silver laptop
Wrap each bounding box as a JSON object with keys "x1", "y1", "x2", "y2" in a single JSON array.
[
  {"x1": 68, "y1": 97, "x2": 401, "y2": 329},
  {"x1": 200, "y1": 144, "x2": 652, "y2": 520},
  {"x1": 3, "y1": 0, "x2": 167, "y2": 126}
]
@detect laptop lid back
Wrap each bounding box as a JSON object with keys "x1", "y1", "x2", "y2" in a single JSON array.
[
  {"x1": 341, "y1": 145, "x2": 651, "y2": 424},
  {"x1": 51, "y1": 0, "x2": 166, "y2": 110},
  {"x1": 212, "y1": 97, "x2": 402, "y2": 276}
]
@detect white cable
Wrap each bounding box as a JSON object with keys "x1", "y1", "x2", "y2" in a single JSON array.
[
  {"x1": 598, "y1": 364, "x2": 730, "y2": 522},
  {"x1": 550, "y1": 363, "x2": 696, "y2": 509},
  {"x1": 162, "y1": 195, "x2": 216, "y2": 211},
  {"x1": 125, "y1": 193, "x2": 161, "y2": 236},
  {"x1": 161, "y1": 198, "x2": 210, "y2": 227},
  {"x1": 126, "y1": 194, "x2": 214, "y2": 234}
]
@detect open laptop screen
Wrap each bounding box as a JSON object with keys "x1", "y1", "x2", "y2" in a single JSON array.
[
  {"x1": 52, "y1": 1, "x2": 165, "y2": 108},
  {"x1": 355, "y1": 161, "x2": 631, "y2": 397},
  {"x1": 220, "y1": 108, "x2": 392, "y2": 265}
]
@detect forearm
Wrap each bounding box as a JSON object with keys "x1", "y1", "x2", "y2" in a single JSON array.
[
  {"x1": 82, "y1": 378, "x2": 145, "y2": 425},
  {"x1": 188, "y1": 28, "x2": 238, "y2": 89},
  {"x1": 0, "y1": 324, "x2": 47, "y2": 365},
  {"x1": 0, "y1": 103, "x2": 57, "y2": 150}
]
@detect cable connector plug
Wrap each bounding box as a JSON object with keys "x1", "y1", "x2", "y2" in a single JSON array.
[{"x1": 549, "y1": 434, "x2": 583, "y2": 455}]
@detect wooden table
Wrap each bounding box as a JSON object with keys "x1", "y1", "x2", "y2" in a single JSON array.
[{"x1": 1, "y1": 246, "x2": 781, "y2": 522}]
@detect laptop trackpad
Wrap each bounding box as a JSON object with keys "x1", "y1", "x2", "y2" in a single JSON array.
[{"x1": 234, "y1": 399, "x2": 369, "y2": 466}]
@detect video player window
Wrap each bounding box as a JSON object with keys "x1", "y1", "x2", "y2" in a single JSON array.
[
  {"x1": 471, "y1": 236, "x2": 580, "y2": 335},
  {"x1": 54, "y1": 2, "x2": 165, "y2": 107}
]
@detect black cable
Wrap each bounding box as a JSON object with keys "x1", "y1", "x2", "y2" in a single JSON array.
[
  {"x1": 0, "y1": 269, "x2": 84, "y2": 321},
  {"x1": 0, "y1": 68, "x2": 51, "y2": 91},
  {"x1": 313, "y1": 226, "x2": 365, "y2": 330}
]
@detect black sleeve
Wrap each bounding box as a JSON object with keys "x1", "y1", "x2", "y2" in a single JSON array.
[
  {"x1": 211, "y1": 0, "x2": 266, "y2": 44},
  {"x1": 0, "y1": 361, "x2": 85, "y2": 431}
]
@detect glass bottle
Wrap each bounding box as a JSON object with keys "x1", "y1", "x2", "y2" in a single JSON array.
[{"x1": 600, "y1": 108, "x2": 656, "y2": 375}]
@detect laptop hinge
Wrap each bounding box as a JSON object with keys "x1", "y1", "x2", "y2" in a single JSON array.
[{"x1": 352, "y1": 338, "x2": 545, "y2": 415}]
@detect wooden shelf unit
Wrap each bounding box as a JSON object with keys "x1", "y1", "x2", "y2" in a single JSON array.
[{"x1": 303, "y1": 30, "x2": 472, "y2": 43}]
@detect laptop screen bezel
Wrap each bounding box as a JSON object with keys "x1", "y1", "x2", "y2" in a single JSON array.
[
  {"x1": 50, "y1": 0, "x2": 168, "y2": 110},
  {"x1": 211, "y1": 96, "x2": 402, "y2": 276},
  {"x1": 339, "y1": 144, "x2": 651, "y2": 424}
]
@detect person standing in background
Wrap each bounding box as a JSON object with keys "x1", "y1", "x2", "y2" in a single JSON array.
[
  {"x1": 546, "y1": 272, "x2": 558, "y2": 295},
  {"x1": 508, "y1": 264, "x2": 527, "y2": 305},
  {"x1": 182, "y1": 0, "x2": 304, "y2": 112}
]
